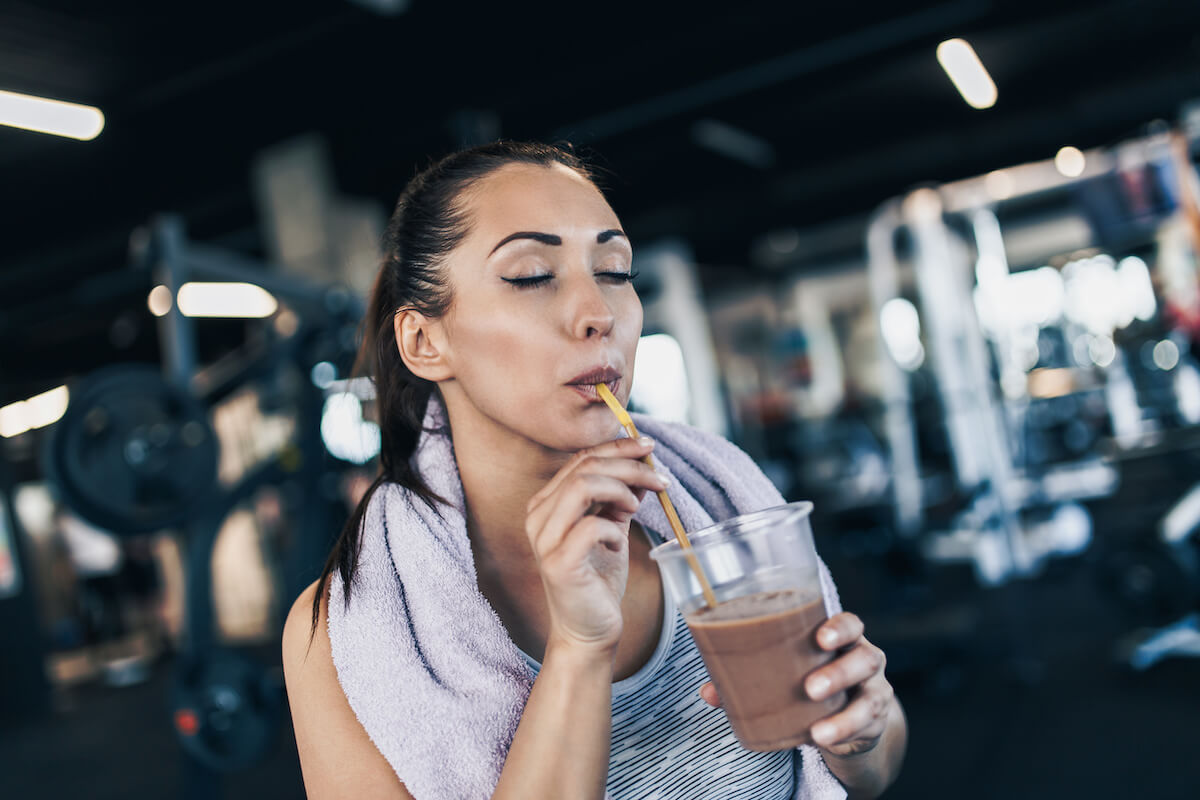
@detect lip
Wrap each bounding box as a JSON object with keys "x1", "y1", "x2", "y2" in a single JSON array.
[{"x1": 566, "y1": 366, "x2": 622, "y2": 403}]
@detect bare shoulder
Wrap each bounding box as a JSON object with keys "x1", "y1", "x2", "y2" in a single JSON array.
[
  {"x1": 281, "y1": 579, "x2": 330, "y2": 675},
  {"x1": 282, "y1": 579, "x2": 415, "y2": 800}
]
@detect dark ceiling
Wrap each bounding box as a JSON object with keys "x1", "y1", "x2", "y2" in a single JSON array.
[{"x1": 2, "y1": 0, "x2": 1200, "y2": 408}]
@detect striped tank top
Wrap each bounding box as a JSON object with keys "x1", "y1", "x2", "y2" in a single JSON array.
[{"x1": 516, "y1": 526, "x2": 796, "y2": 800}]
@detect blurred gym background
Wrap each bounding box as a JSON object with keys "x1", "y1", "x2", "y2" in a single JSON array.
[{"x1": 2, "y1": 1, "x2": 1199, "y2": 797}]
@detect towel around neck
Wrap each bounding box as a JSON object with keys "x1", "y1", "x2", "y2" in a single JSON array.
[{"x1": 327, "y1": 395, "x2": 847, "y2": 800}]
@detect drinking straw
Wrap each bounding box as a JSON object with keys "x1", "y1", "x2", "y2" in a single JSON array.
[{"x1": 595, "y1": 383, "x2": 719, "y2": 609}]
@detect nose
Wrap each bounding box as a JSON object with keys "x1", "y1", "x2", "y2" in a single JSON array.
[{"x1": 568, "y1": 274, "x2": 616, "y2": 341}]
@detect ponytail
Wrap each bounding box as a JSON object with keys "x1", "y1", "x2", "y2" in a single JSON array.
[
  {"x1": 309, "y1": 268, "x2": 442, "y2": 640},
  {"x1": 309, "y1": 140, "x2": 595, "y2": 641}
]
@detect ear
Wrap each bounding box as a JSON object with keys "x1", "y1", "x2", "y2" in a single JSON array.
[{"x1": 394, "y1": 308, "x2": 453, "y2": 382}]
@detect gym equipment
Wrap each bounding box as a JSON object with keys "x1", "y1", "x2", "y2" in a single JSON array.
[
  {"x1": 867, "y1": 178, "x2": 1119, "y2": 585},
  {"x1": 46, "y1": 214, "x2": 365, "y2": 786},
  {"x1": 865, "y1": 110, "x2": 1200, "y2": 674},
  {"x1": 172, "y1": 649, "x2": 283, "y2": 772},
  {"x1": 0, "y1": 458, "x2": 51, "y2": 719},
  {"x1": 1110, "y1": 479, "x2": 1200, "y2": 668},
  {"x1": 1122, "y1": 613, "x2": 1200, "y2": 671},
  {"x1": 45, "y1": 365, "x2": 219, "y2": 535},
  {"x1": 1104, "y1": 116, "x2": 1200, "y2": 666}
]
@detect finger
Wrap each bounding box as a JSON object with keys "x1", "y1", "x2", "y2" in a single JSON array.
[
  {"x1": 527, "y1": 445, "x2": 663, "y2": 523},
  {"x1": 815, "y1": 612, "x2": 865, "y2": 651},
  {"x1": 528, "y1": 437, "x2": 654, "y2": 512},
  {"x1": 809, "y1": 681, "x2": 894, "y2": 747},
  {"x1": 805, "y1": 641, "x2": 885, "y2": 701},
  {"x1": 543, "y1": 516, "x2": 628, "y2": 574},
  {"x1": 698, "y1": 682, "x2": 722, "y2": 708},
  {"x1": 528, "y1": 457, "x2": 667, "y2": 539},
  {"x1": 532, "y1": 475, "x2": 643, "y2": 557}
]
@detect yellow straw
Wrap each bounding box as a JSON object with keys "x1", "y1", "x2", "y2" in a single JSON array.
[{"x1": 595, "y1": 383, "x2": 718, "y2": 609}]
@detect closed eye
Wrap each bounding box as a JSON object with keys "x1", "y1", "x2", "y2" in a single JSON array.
[
  {"x1": 501, "y1": 270, "x2": 639, "y2": 290},
  {"x1": 598, "y1": 270, "x2": 639, "y2": 284},
  {"x1": 501, "y1": 274, "x2": 552, "y2": 289}
]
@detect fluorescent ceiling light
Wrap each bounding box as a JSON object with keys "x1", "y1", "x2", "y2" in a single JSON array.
[
  {"x1": 0, "y1": 386, "x2": 69, "y2": 438},
  {"x1": 936, "y1": 39, "x2": 997, "y2": 110},
  {"x1": 0, "y1": 89, "x2": 104, "y2": 140},
  {"x1": 168, "y1": 282, "x2": 279, "y2": 318}
]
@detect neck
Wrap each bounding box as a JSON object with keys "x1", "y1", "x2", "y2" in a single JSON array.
[{"x1": 441, "y1": 392, "x2": 573, "y2": 581}]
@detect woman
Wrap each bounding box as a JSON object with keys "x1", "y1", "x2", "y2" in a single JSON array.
[{"x1": 281, "y1": 141, "x2": 907, "y2": 799}]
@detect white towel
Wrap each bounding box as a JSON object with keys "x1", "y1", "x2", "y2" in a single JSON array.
[{"x1": 327, "y1": 395, "x2": 847, "y2": 800}]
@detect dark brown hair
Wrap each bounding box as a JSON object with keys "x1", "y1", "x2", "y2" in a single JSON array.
[{"x1": 310, "y1": 141, "x2": 596, "y2": 638}]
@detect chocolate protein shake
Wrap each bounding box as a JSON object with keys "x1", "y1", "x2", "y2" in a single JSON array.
[
  {"x1": 649, "y1": 501, "x2": 843, "y2": 751},
  {"x1": 686, "y1": 589, "x2": 846, "y2": 752}
]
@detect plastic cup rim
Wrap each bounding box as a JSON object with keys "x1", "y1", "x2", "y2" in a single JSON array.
[{"x1": 648, "y1": 500, "x2": 814, "y2": 561}]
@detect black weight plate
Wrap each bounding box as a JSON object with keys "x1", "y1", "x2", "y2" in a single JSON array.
[
  {"x1": 45, "y1": 364, "x2": 219, "y2": 535},
  {"x1": 172, "y1": 649, "x2": 283, "y2": 773}
]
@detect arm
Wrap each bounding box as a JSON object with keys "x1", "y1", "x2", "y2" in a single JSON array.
[
  {"x1": 282, "y1": 580, "x2": 417, "y2": 800},
  {"x1": 492, "y1": 637, "x2": 616, "y2": 800},
  {"x1": 284, "y1": 435, "x2": 665, "y2": 800},
  {"x1": 283, "y1": 583, "x2": 617, "y2": 800},
  {"x1": 819, "y1": 695, "x2": 907, "y2": 800},
  {"x1": 495, "y1": 435, "x2": 665, "y2": 800}
]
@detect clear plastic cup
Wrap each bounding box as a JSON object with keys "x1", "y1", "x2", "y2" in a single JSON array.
[{"x1": 649, "y1": 501, "x2": 846, "y2": 751}]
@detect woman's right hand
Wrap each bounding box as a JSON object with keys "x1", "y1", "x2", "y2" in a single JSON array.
[{"x1": 524, "y1": 436, "x2": 669, "y2": 655}]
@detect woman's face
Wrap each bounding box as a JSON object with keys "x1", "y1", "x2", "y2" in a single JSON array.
[{"x1": 434, "y1": 162, "x2": 643, "y2": 453}]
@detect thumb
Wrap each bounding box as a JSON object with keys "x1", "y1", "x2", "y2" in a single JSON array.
[{"x1": 698, "y1": 682, "x2": 723, "y2": 708}]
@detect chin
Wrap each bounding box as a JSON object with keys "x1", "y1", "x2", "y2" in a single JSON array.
[{"x1": 542, "y1": 409, "x2": 625, "y2": 453}]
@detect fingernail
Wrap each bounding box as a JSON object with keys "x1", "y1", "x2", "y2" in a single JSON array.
[
  {"x1": 637, "y1": 436, "x2": 654, "y2": 448},
  {"x1": 819, "y1": 628, "x2": 839, "y2": 648},
  {"x1": 808, "y1": 675, "x2": 830, "y2": 700},
  {"x1": 812, "y1": 723, "x2": 836, "y2": 744},
  {"x1": 655, "y1": 470, "x2": 671, "y2": 487}
]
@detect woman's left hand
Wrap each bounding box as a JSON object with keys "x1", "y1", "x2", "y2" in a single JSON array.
[{"x1": 698, "y1": 611, "x2": 894, "y2": 756}]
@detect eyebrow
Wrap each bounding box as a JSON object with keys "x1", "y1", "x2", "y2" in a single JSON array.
[{"x1": 489, "y1": 229, "x2": 627, "y2": 256}]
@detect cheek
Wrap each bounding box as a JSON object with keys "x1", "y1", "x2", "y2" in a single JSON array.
[
  {"x1": 462, "y1": 317, "x2": 533, "y2": 363},
  {"x1": 450, "y1": 302, "x2": 557, "y2": 388},
  {"x1": 617, "y1": 293, "x2": 644, "y2": 351},
  {"x1": 449, "y1": 288, "x2": 641, "y2": 391}
]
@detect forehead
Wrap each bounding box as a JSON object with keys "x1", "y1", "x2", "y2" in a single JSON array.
[{"x1": 461, "y1": 162, "x2": 618, "y2": 234}]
